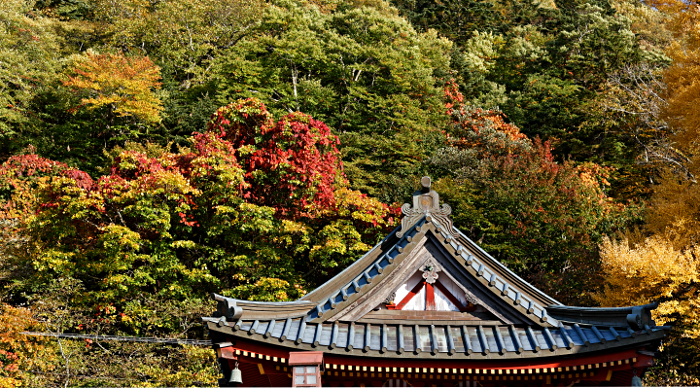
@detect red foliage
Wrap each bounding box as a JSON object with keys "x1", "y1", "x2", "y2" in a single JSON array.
[
  {"x1": 0, "y1": 154, "x2": 67, "y2": 182},
  {"x1": 208, "y1": 99, "x2": 343, "y2": 218},
  {"x1": 207, "y1": 98, "x2": 274, "y2": 147},
  {"x1": 444, "y1": 79, "x2": 528, "y2": 154},
  {"x1": 63, "y1": 168, "x2": 94, "y2": 190}
]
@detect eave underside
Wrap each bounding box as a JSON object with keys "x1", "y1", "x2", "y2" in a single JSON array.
[{"x1": 213, "y1": 334, "x2": 658, "y2": 387}]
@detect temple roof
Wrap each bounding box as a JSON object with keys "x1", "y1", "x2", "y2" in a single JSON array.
[
  {"x1": 204, "y1": 177, "x2": 668, "y2": 360},
  {"x1": 203, "y1": 316, "x2": 666, "y2": 360}
]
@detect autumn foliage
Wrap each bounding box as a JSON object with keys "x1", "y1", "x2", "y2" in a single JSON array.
[
  {"x1": 443, "y1": 79, "x2": 528, "y2": 157},
  {"x1": 0, "y1": 304, "x2": 49, "y2": 388},
  {"x1": 1, "y1": 98, "x2": 396, "y2": 312},
  {"x1": 63, "y1": 52, "x2": 164, "y2": 124},
  {"x1": 3, "y1": 0, "x2": 700, "y2": 384},
  {"x1": 433, "y1": 81, "x2": 640, "y2": 304},
  {"x1": 208, "y1": 99, "x2": 342, "y2": 217}
]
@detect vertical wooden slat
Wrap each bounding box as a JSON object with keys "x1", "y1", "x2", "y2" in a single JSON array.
[
  {"x1": 591, "y1": 326, "x2": 606, "y2": 344},
  {"x1": 478, "y1": 325, "x2": 490, "y2": 355},
  {"x1": 609, "y1": 327, "x2": 621, "y2": 340},
  {"x1": 249, "y1": 320, "x2": 259, "y2": 335},
  {"x1": 573, "y1": 324, "x2": 589, "y2": 346},
  {"x1": 313, "y1": 323, "x2": 323, "y2": 347},
  {"x1": 525, "y1": 326, "x2": 541, "y2": 352},
  {"x1": 493, "y1": 327, "x2": 506, "y2": 354},
  {"x1": 543, "y1": 327, "x2": 558, "y2": 350},
  {"x1": 558, "y1": 323, "x2": 575, "y2": 348},
  {"x1": 329, "y1": 321, "x2": 339, "y2": 349},
  {"x1": 295, "y1": 319, "x2": 307, "y2": 345},
  {"x1": 446, "y1": 325, "x2": 456, "y2": 355},
  {"x1": 364, "y1": 323, "x2": 372, "y2": 351},
  {"x1": 462, "y1": 325, "x2": 473, "y2": 355},
  {"x1": 414, "y1": 325, "x2": 422, "y2": 353},
  {"x1": 347, "y1": 322, "x2": 355, "y2": 351},
  {"x1": 509, "y1": 325, "x2": 524, "y2": 353},
  {"x1": 280, "y1": 318, "x2": 292, "y2": 341},
  {"x1": 381, "y1": 324, "x2": 388, "y2": 353},
  {"x1": 264, "y1": 320, "x2": 275, "y2": 338}
]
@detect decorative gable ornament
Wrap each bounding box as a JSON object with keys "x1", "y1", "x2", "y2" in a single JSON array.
[
  {"x1": 421, "y1": 261, "x2": 439, "y2": 284},
  {"x1": 204, "y1": 176, "x2": 670, "y2": 387},
  {"x1": 397, "y1": 176, "x2": 457, "y2": 238}
]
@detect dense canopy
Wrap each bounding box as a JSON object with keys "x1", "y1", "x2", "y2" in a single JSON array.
[{"x1": 0, "y1": 0, "x2": 698, "y2": 386}]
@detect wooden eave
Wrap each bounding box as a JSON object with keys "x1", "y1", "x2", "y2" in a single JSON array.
[
  {"x1": 205, "y1": 317, "x2": 667, "y2": 360},
  {"x1": 546, "y1": 303, "x2": 658, "y2": 328},
  {"x1": 227, "y1": 300, "x2": 315, "y2": 320}
]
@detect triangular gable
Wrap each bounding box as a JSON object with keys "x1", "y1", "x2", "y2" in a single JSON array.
[
  {"x1": 331, "y1": 234, "x2": 510, "y2": 324},
  {"x1": 301, "y1": 178, "x2": 561, "y2": 327}
]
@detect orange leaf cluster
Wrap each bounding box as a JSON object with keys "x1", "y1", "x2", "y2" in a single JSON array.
[{"x1": 63, "y1": 52, "x2": 163, "y2": 123}]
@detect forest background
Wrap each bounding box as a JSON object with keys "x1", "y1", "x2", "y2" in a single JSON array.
[{"x1": 0, "y1": 0, "x2": 699, "y2": 386}]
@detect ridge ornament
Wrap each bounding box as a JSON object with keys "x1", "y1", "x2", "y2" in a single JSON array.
[{"x1": 397, "y1": 176, "x2": 458, "y2": 238}]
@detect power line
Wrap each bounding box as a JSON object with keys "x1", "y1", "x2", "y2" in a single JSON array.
[{"x1": 22, "y1": 331, "x2": 212, "y2": 346}]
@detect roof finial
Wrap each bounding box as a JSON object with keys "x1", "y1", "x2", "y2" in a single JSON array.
[
  {"x1": 396, "y1": 176, "x2": 457, "y2": 238},
  {"x1": 421, "y1": 176, "x2": 431, "y2": 192}
]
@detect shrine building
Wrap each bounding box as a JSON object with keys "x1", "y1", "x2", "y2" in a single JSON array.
[{"x1": 203, "y1": 177, "x2": 668, "y2": 387}]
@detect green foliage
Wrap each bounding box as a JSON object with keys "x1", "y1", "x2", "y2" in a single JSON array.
[
  {"x1": 94, "y1": 0, "x2": 268, "y2": 87},
  {"x1": 0, "y1": 0, "x2": 62, "y2": 158},
  {"x1": 213, "y1": 2, "x2": 453, "y2": 202},
  {"x1": 390, "y1": 0, "x2": 503, "y2": 42},
  {"x1": 405, "y1": 0, "x2": 668, "y2": 177}
]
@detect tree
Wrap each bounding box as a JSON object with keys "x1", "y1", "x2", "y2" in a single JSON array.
[
  {"x1": 213, "y1": 2, "x2": 453, "y2": 202},
  {"x1": 0, "y1": 0, "x2": 62, "y2": 158},
  {"x1": 402, "y1": 0, "x2": 664, "y2": 172},
  {"x1": 207, "y1": 99, "x2": 341, "y2": 218},
  {"x1": 653, "y1": 0, "x2": 700, "y2": 167},
  {"x1": 92, "y1": 0, "x2": 267, "y2": 87},
  {"x1": 0, "y1": 304, "x2": 38, "y2": 388},
  {"x1": 593, "y1": 0, "x2": 700, "y2": 374},
  {"x1": 63, "y1": 51, "x2": 164, "y2": 126},
  {"x1": 389, "y1": 0, "x2": 504, "y2": 43},
  {"x1": 596, "y1": 232, "x2": 700, "y2": 385},
  {"x1": 1, "y1": 97, "x2": 396, "y2": 311},
  {"x1": 430, "y1": 81, "x2": 640, "y2": 304}
]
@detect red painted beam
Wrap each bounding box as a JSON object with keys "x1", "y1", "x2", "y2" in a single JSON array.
[{"x1": 425, "y1": 282, "x2": 436, "y2": 311}]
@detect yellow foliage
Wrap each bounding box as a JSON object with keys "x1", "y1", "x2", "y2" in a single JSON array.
[
  {"x1": 649, "y1": 0, "x2": 700, "y2": 159},
  {"x1": 645, "y1": 171, "x2": 700, "y2": 249},
  {"x1": 0, "y1": 304, "x2": 50, "y2": 387},
  {"x1": 645, "y1": 0, "x2": 700, "y2": 45},
  {"x1": 595, "y1": 235, "x2": 700, "y2": 328},
  {"x1": 664, "y1": 42, "x2": 700, "y2": 145},
  {"x1": 63, "y1": 51, "x2": 164, "y2": 123}
]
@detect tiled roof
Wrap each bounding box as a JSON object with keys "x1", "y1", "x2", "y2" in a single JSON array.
[
  {"x1": 205, "y1": 178, "x2": 669, "y2": 358},
  {"x1": 204, "y1": 317, "x2": 667, "y2": 360}
]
